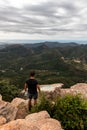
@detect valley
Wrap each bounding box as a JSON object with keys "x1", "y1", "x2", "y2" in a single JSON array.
[{"x1": 0, "y1": 42, "x2": 87, "y2": 94}]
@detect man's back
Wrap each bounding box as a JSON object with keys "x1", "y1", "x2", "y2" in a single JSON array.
[{"x1": 26, "y1": 79, "x2": 38, "y2": 94}]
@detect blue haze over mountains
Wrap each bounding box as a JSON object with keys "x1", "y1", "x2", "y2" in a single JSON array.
[
  {"x1": 0, "y1": 40, "x2": 87, "y2": 44},
  {"x1": 0, "y1": 40, "x2": 87, "y2": 49}
]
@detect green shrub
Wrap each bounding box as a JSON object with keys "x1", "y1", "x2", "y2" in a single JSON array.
[
  {"x1": 31, "y1": 94, "x2": 87, "y2": 130},
  {"x1": 53, "y1": 95, "x2": 87, "y2": 130},
  {"x1": 0, "y1": 79, "x2": 20, "y2": 101}
]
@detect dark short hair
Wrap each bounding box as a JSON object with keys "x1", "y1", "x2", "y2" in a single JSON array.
[{"x1": 30, "y1": 71, "x2": 35, "y2": 76}]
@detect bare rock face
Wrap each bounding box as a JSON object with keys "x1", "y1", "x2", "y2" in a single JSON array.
[
  {"x1": 0, "y1": 116, "x2": 6, "y2": 125},
  {"x1": 0, "y1": 119, "x2": 39, "y2": 130},
  {"x1": 0, "y1": 100, "x2": 18, "y2": 122},
  {"x1": 0, "y1": 98, "x2": 29, "y2": 123},
  {"x1": 25, "y1": 111, "x2": 50, "y2": 122},
  {"x1": 11, "y1": 98, "x2": 28, "y2": 119},
  {"x1": 25, "y1": 111, "x2": 62, "y2": 130},
  {"x1": 41, "y1": 83, "x2": 87, "y2": 100},
  {"x1": 60, "y1": 83, "x2": 87, "y2": 99},
  {"x1": 0, "y1": 100, "x2": 7, "y2": 110},
  {"x1": 11, "y1": 98, "x2": 27, "y2": 107},
  {"x1": 70, "y1": 83, "x2": 87, "y2": 98},
  {"x1": 40, "y1": 119, "x2": 62, "y2": 130},
  {"x1": 0, "y1": 111, "x2": 62, "y2": 130}
]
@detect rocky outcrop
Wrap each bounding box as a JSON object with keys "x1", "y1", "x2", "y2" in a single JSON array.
[
  {"x1": 0, "y1": 119, "x2": 39, "y2": 130},
  {"x1": 0, "y1": 111, "x2": 62, "y2": 130},
  {"x1": 25, "y1": 111, "x2": 62, "y2": 130},
  {"x1": 60, "y1": 83, "x2": 87, "y2": 98},
  {"x1": 41, "y1": 83, "x2": 87, "y2": 100},
  {"x1": 0, "y1": 97, "x2": 62, "y2": 130},
  {"x1": 0, "y1": 98, "x2": 28, "y2": 123},
  {"x1": 1, "y1": 83, "x2": 86, "y2": 130},
  {"x1": 25, "y1": 111, "x2": 50, "y2": 122},
  {"x1": 0, "y1": 100, "x2": 18, "y2": 122},
  {"x1": 11, "y1": 98, "x2": 28, "y2": 119}
]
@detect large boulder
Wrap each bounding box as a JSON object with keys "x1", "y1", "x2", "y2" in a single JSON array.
[
  {"x1": 0, "y1": 98, "x2": 29, "y2": 123},
  {"x1": 11, "y1": 98, "x2": 28, "y2": 119},
  {"x1": 60, "y1": 83, "x2": 87, "y2": 99},
  {"x1": 0, "y1": 100, "x2": 18, "y2": 122},
  {"x1": 25, "y1": 111, "x2": 62, "y2": 130},
  {"x1": 40, "y1": 118, "x2": 62, "y2": 130},
  {"x1": 0, "y1": 119, "x2": 39, "y2": 130},
  {"x1": 70, "y1": 83, "x2": 87, "y2": 98},
  {"x1": 0, "y1": 100, "x2": 7, "y2": 110},
  {"x1": 25, "y1": 111, "x2": 50, "y2": 122},
  {"x1": 0, "y1": 111, "x2": 62, "y2": 130}
]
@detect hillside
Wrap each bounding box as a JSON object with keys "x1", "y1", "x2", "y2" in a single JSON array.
[{"x1": 0, "y1": 42, "x2": 87, "y2": 92}]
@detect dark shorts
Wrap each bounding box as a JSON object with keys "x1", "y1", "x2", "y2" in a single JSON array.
[{"x1": 28, "y1": 93, "x2": 38, "y2": 99}]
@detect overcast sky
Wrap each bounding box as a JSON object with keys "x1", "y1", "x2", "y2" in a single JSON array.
[{"x1": 0, "y1": 0, "x2": 87, "y2": 41}]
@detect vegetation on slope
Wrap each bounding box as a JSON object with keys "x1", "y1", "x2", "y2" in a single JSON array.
[
  {"x1": 31, "y1": 94, "x2": 87, "y2": 130},
  {"x1": 0, "y1": 42, "x2": 87, "y2": 101}
]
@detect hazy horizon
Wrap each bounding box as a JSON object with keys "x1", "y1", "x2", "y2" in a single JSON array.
[{"x1": 0, "y1": 39, "x2": 87, "y2": 45}]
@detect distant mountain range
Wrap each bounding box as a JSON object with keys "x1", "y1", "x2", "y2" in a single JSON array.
[
  {"x1": 0, "y1": 41, "x2": 79, "y2": 49},
  {"x1": 0, "y1": 41, "x2": 87, "y2": 60},
  {"x1": 23, "y1": 41, "x2": 78, "y2": 48}
]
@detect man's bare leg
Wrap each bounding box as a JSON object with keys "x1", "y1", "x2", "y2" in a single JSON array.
[
  {"x1": 28, "y1": 99, "x2": 32, "y2": 111},
  {"x1": 34, "y1": 99, "x2": 37, "y2": 105}
]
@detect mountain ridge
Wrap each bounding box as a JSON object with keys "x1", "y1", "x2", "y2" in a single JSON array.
[{"x1": 0, "y1": 41, "x2": 79, "y2": 50}]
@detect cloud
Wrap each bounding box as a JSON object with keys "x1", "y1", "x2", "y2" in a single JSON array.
[{"x1": 0, "y1": 0, "x2": 87, "y2": 39}]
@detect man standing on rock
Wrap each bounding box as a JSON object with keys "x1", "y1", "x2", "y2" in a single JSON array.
[{"x1": 24, "y1": 71, "x2": 40, "y2": 111}]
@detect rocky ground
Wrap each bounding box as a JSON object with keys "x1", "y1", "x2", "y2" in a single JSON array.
[
  {"x1": 0, "y1": 83, "x2": 87, "y2": 130},
  {"x1": 0, "y1": 97, "x2": 62, "y2": 130}
]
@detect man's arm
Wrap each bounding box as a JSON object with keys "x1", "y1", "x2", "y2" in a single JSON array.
[
  {"x1": 37, "y1": 84, "x2": 41, "y2": 92},
  {"x1": 24, "y1": 83, "x2": 28, "y2": 91}
]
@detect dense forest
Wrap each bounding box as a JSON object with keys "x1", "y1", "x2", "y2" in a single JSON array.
[{"x1": 0, "y1": 42, "x2": 87, "y2": 101}]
